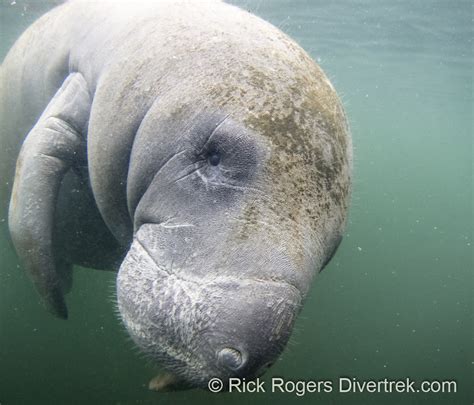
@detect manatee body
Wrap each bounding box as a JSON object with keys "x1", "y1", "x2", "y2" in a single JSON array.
[{"x1": 0, "y1": 0, "x2": 352, "y2": 388}]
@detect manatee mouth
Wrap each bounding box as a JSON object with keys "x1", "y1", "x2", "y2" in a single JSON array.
[{"x1": 116, "y1": 231, "x2": 302, "y2": 387}]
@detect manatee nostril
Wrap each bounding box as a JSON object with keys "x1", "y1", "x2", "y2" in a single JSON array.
[{"x1": 217, "y1": 347, "x2": 244, "y2": 370}]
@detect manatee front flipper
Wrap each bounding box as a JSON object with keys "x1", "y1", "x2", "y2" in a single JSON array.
[
  {"x1": 8, "y1": 72, "x2": 91, "y2": 319},
  {"x1": 148, "y1": 373, "x2": 190, "y2": 392}
]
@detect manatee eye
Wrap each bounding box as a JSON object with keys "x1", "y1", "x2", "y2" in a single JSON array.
[{"x1": 208, "y1": 151, "x2": 221, "y2": 166}]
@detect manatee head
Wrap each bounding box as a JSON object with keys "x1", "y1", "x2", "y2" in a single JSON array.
[{"x1": 115, "y1": 4, "x2": 351, "y2": 389}]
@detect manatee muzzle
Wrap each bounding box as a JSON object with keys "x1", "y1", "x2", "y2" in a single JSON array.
[{"x1": 116, "y1": 226, "x2": 302, "y2": 386}]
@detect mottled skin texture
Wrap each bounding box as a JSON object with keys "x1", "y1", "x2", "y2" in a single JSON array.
[{"x1": 0, "y1": 0, "x2": 352, "y2": 389}]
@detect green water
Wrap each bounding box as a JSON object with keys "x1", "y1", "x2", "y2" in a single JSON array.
[{"x1": 0, "y1": 1, "x2": 472, "y2": 404}]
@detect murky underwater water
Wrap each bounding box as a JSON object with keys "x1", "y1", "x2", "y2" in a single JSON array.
[{"x1": 0, "y1": 1, "x2": 471, "y2": 404}]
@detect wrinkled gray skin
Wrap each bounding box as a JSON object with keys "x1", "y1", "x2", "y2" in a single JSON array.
[{"x1": 0, "y1": 0, "x2": 352, "y2": 389}]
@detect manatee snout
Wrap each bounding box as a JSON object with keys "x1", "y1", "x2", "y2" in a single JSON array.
[
  {"x1": 194, "y1": 279, "x2": 302, "y2": 383},
  {"x1": 116, "y1": 224, "x2": 302, "y2": 387}
]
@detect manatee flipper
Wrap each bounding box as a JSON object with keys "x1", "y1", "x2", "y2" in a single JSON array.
[
  {"x1": 8, "y1": 72, "x2": 91, "y2": 319},
  {"x1": 148, "y1": 372, "x2": 189, "y2": 392}
]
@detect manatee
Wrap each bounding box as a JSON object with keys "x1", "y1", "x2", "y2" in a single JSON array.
[{"x1": 0, "y1": 0, "x2": 352, "y2": 389}]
